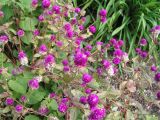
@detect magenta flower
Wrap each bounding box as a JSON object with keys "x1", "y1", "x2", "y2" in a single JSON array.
[
  {"x1": 113, "y1": 49, "x2": 123, "y2": 58},
  {"x1": 82, "y1": 73, "x2": 92, "y2": 84},
  {"x1": 18, "y1": 51, "x2": 28, "y2": 65},
  {"x1": 39, "y1": 44, "x2": 47, "y2": 54},
  {"x1": 150, "y1": 65, "x2": 157, "y2": 72},
  {"x1": 33, "y1": 29, "x2": 40, "y2": 36},
  {"x1": 50, "y1": 34, "x2": 56, "y2": 41},
  {"x1": 75, "y1": 7, "x2": 81, "y2": 13},
  {"x1": 56, "y1": 41, "x2": 63, "y2": 47},
  {"x1": 49, "y1": 92, "x2": 56, "y2": 99},
  {"x1": 97, "y1": 67, "x2": 103, "y2": 75},
  {"x1": 154, "y1": 72, "x2": 160, "y2": 82},
  {"x1": 112, "y1": 57, "x2": 121, "y2": 65},
  {"x1": 62, "y1": 59, "x2": 69, "y2": 66},
  {"x1": 15, "y1": 105, "x2": 23, "y2": 113},
  {"x1": 86, "y1": 44, "x2": 92, "y2": 51},
  {"x1": 38, "y1": 106, "x2": 49, "y2": 115},
  {"x1": 58, "y1": 103, "x2": 68, "y2": 113},
  {"x1": 87, "y1": 94, "x2": 99, "y2": 108},
  {"x1": 0, "y1": 11, "x2": 4, "y2": 18},
  {"x1": 38, "y1": 15, "x2": 44, "y2": 22},
  {"x1": 99, "y1": 9, "x2": 107, "y2": 17},
  {"x1": 64, "y1": 23, "x2": 71, "y2": 31},
  {"x1": 140, "y1": 38, "x2": 147, "y2": 46},
  {"x1": 85, "y1": 88, "x2": 92, "y2": 94},
  {"x1": 28, "y1": 78, "x2": 39, "y2": 90},
  {"x1": 71, "y1": 18, "x2": 77, "y2": 25},
  {"x1": 89, "y1": 108, "x2": 106, "y2": 120},
  {"x1": 80, "y1": 96, "x2": 87, "y2": 104},
  {"x1": 118, "y1": 40, "x2": 124, "y2": 47},
  {"x1": 89, "y1": 25, "x2": 96, "y2": 34},
  {"x1": 66, "y1": 31, "x2": 74, "y2": 38},
  {"x1": 42, "y1": 0, "x2": 50, "y2": 8},
  {"x1": 17, "y1": 29, "x2": 24, "y2": 37},
  {"x1": 61, "y1": 98, "x2": 69, "y2": 103},
  {"x1": 32, "y1": 0, "x2": 38, "y2": 7},
  {"x1": 0, "y1": 35, "x2": 8, "y2": 44},
  {"x1": 100, "y1": 16, "x2": 107, "y2": 23},
  {"x1": 109, "y1": 38, "x2": 117, "y2": 45},
  {"x1": 52, "y1": 5, "x2": 61, "y2": 14},
  {"x1": 5, "y1": 98, "x2": 14, "y2": 105},
  {"x1": 20, "y1": 95, "x2": 27, "y2": 102},
  {"x1": 44, "y1": 54, "x2": 55, "y2": 69},
  {"x1": 140, "y1": 51, "x2": 148, "y2": 58},
  {"x1": 79, "y1": 25, "x2": 84, "y2": 31},
  {"x1": 63, "y1": 66, "x2": 70, "y2": 72},
  {"x1": 102, "y1": 60, "x2": 110, "y2": 69},
  {"x1": 74, "y1": 52, "x2": 88, "y2": 67}
]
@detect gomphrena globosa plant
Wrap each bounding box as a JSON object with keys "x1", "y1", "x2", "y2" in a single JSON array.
[{"x1": 0, "y1": 0, "x2": 160, "y2": 120}]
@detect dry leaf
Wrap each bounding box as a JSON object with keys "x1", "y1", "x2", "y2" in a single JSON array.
[{"x1": 127, "y1": 80, "x2": 136, "y2": 93}]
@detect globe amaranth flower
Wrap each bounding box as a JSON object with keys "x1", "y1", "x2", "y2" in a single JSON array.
[
  {"x1": 87, "y1": 94, "x2": 99, "y2": 108},
  {"x1": 56, "y1": 41, "x2": 63, "y2": 47},
  {"x1": 71, "y1": 18, "x2": 77, "y2": 25},
  {"x1": 52, "y1": 5, "x2": 61, "y2": 14},
  {"x1": 28, "y1": 78, "x2": 39, "y2": 90},
  {"x1": 15, "y1": 105, "x2": 23, "y2": 113},
  {"x1": 5, "y1": 98, "x2": 14, "y2": 105},
  {"x1": 97, "y1": 67, "x2": 103, "y2": 76},
  {"x1": 42, "y1": 0, "x2": 50, "y2": 8},
  {"x1": 80, "y1": 96, "x2": 87, "y2": 104},
  {"x1": 140, "y1": 38, "x2": 147, "y2": 46},
  {"x1": 62, "y1": 59, "x2": 69, "y2": 66},
  {"x1": 33, "y1": 29, "x2": 40, "y2": 36},
  {"x1": 50, "y1": 34, "x2": 56, "y2": 41},
  {"x1": 82, "y1": 73, "x2": 92, "y2": 84},
  {"x1": 0, "y1": 11, "x2": 4, "y2": 18},
  {"x1": 38, "y1": 106, "x2": 49, "y2": 115},
  {"x1": 20, "y1": 95, "x2": 27, "y2": 102},
  {"x1": 61, "y1": 98, "x2": 69, "y2": 103},
  {"x1": 85, "y1": 88, "x2": 92, "y2": 94},
  {"x1": 99, "y1": 9, "x2": 107, "y2": 17},
  {"x1": 89, "y1": 108, "x2": 106, "y2": 120},
  {"x1": 75, "y1": 7, "x2": 81, "y2": 13},
  {"x1": 49, "y1": 92, "x2": 56, "y2": 99},
  {"x1": 39, "y1": 44, "x2": 47, "y2": 55},
  {"x1": 140, "y1": 51, "x2": 148, "y2": 58},
  {"x1": 44, "y1": 54, "x2": 55, "y2": 69},
  {"x1": 58, "y1": 103, "x2": 68, "y2": 113},
  {"x1": 86, "y1": 44, "x2": 92, "y2": 51},
  {"x1": 113, "y1": 49, "x2": 123, "y2": 58},
  {"x1": 112, "y1": 57, "x2": 121, "y2": 65},
  {"x1": 0, "y1": 35, "x2": 8, "y2": 44},
  {"x1": 109, "y1": 38, "x2": 117, "y2": 45},
  {"x1": 38, "y1": 15, "x2": 44, "y2": 22},
  {"x1": 154, "y1": 72, "x2": 160, "y2": 82},
  {"x1": 100, "y1": 16, "x2": 107, "y2": 23},
  {"x1": 79, "y1": 25, "x2": 84, "y2": 31},
  {"x1": 63, "y1": 23, "x2": 71, "y2": 31},
  {"x1": 17, "y1": 29, "x2": 24, "y2": 37},
  {"x1": 32, "y1": 0, "x2": 38, "y2": 7},
  {"x1": 89, "y1": 25, "x2": 96, "y2": 34},
  {"x1": 74, "y1": 52, "x2": 88, "y2": 67},
  {"x1": 18, "y1": 51, "x2": 28, "y2": 66},
  {"x1": 156, "y1": 91, "x2": 160, "y2": 100},
  {"x1": 150, "y1": 65, "x2": 157, "y2": 72},
  {"x1": 117, "y1": 40, "x2": 124, "y2": 47},
  {"x1": 63, "y1": 66, "x2": 70, "y2": 72},
  {"x1": 66, "y1": 31, "x2": 74, "y2": 39},
  {"x1": 102, "y1": 60, "x2": 110, "y2": 69}
]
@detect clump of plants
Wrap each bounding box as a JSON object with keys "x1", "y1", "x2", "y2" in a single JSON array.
[{"x1": 0, "y1": 0, "x2": 160, "y2": 120}]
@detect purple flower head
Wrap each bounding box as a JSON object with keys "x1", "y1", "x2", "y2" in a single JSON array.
[
  {"x1": 17, "y1": 29, "x2": 24, "y2": 37},
  {"x1": 75, "y1": 39, "x2": 81, "y2": 45},
  {"x1": 140, "y1": 51, "x2": 148, "y2": 58},
  {"x1": 82, "y1": 73, "x2": 92, "y2": 84},
  {"x1": 84, "y1": 51, "x2": 91, "y2": 57},
  {"x1": 5, "y1": 98, "x2": 14, "y2": 105},
  {"x1": 33, "y1": 29, "x2": 40, "y2": 36},
  {"x1": 113, "y1": 49, "x2": 123, "y2": 58},
  {"x1": 79, "y1": 96, "x2": 87, "y2": 104},
  {"x1": 0, "y1": 35, "x2": 8, "y2": 43},
  {"x1": 81, "y1": 17, "x2": 86, "y2": 22},
  {"x1": 154, "y1": 72, "x2": 160, "y2": 82},
  {"x1": 87, "y1": 94, "x2": 99, "y2": 108},
  {"x1": 109, "y1": 38, "x2": 117, "y2": 45},
  {"x1": 150, "y1": 65, "x2": 157, "y2": 72},
  {"x1": 49, "y1": 92, "x2": 56, "y2": 99},
  {"x1": 79, "y1": 25, "x2": 84, "y2": 31},
  {"x1": 58, "y1": 103, "x2": 68, "y2": 113},
  {"x1": 44, "y1": 54, "x2": 55, "y2": 67},
  {"x1": 38, "y1": 15, "x2": 44, "y2": 22},
  {"x1": 42, "y1": 0, "x2": 50, "y2": 8},
  {"x1": 112, "y1": 57, "x2": 121, "y2": 65},
  {"x1": 15, "y1": 105, "x2": 23, "y2": 113},
  {"x1": 52, "y1": 5, "x2": 61, "y2": 14},
  {"x1": 140, "y1": 38, "x2": 147, "y2": 46},
  {"x1": 105, "y1": 43, "x2": 110, "y2": 49},
  {"x1": 50, "y1": 34, "x2": 56, "y2": 41},
  {"x1": 61, "y1": 98, "x2": 69, "y2": 103},
  {"x1": 118, "y1": 40, "x2": 124, "y2": 47},
  {"x1": 135, "y1": 48, "x2": 142, "y2": 54},
  {"x1": 102, "y1": 60, "x2": 110, "y2": 69},
  {"x1": 56, "y1": 41, "x2": 63, "y2": 47},
  {"x1": 99, "y1": 9, "x2": 107, "y2": 17},
  {"x1": 70, "y1": 18, "x2": 77, "y2": 25},
  {"x1": 96, "y1": 41, "x2": 103, "y2": 46},
  {"x1": 18, "y1": 51, "x2": 26, "y2": 60},
  {"x1": 75, "y1": 7, "x2": 81, "y2": 13},
  {"x1": 100, "y1": 16, "x2": 107, "y2": 23},
  {"x1": 85, "y1": 88, "x2": 92, "y2": 94},
  {"x1": 32, "y1": 0, "x2": 38, "y2": 7},
  {"x1": 28, "y1": 78, "x2": 39, "y2": 90},
  {"x1": 0, "y1": 11, "x2": 4, "y2": 18},
  {"x1": 63, "y1": 66, "x2": 70, "y2": 72},
  {"x1": 38, "y1": 106, "x2": 49, "y2": 115},
  {"x1": 66, "y1": 31, "x2": 74, "y2": 38},
  {"x1": 39, "y1": 44, "x2": 47, "y2": 54},
  {"x1": 62, "y1": 59, "x2": 69, "y2": 66},
  {"x1": 86, "y1": 44, "x2": 92, "y2": 51},
  {"x1": 156, "y1": 91, "x2": 160, "y2": 100},
  {"x1": 89, "y1": 25, "x2": 96, "y2": 34},
  {"x1": 113, "y1": 43, "x2": 120, "y2": 49},
  {"x1": 64, "y1": 23, "x2": 71, "y2": 31},
  {"x1": 89, "y1": 108, "x2": 106, "y2": 120},
  {"x1": 97, "y1": 67, "x2": 103, "y2": 75},
  {"x1": 74, "y1": 52, "x2": 88, "y2": 67},
  {"x1": 20, "y1": 95, "x2": 27, "y2": 102}
]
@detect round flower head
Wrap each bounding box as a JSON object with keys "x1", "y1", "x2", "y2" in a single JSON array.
[
  {"x1": 140, "y1": 51, "x2": 148, "y2": 58},
  {"x1": 39, "y1": 44, "x2": 47, "y2": 55},
  {"x1": 75, "y1": 7, "x2": 81, "y2": 13},
  {"x1": 150, "y1": 65, "x2": 157, "y2": 72},
  {"x1": 109, "y1": 38, "x2": 117, "y2": 45},
  {"x1": 42, "y1": 0, "x2": 50, "y2": 8},
  {"x1": 44, "y1": 54, "x2": 55, "y2": 69},
  {"x1": 66, "y1": 31, "x2": 74, "y2": 39},
  {"x1": 82, "y1": 73, "x2": 92, "y2": 84},
  {"x1": 0, "y1": 11, "x2": 4, "y2": 18},
  {"x1": 62, "y1": 59, "x2": 69, "y2": 66},
  {"x1": 89, "y1": 25, "x2": 96, "y2": 34},
  {"x1": 56, "y1": 41, "x2": 63, "y2": 47},
  {"x1": 140, "y1": 38, "x2": 147, "y2": 46},
  {"x1": 15, "y1": 105, "x2": 23, "y2": 113},
  {"x1": 99, "y1": 9, "x2": 107, "y2": 17},
  {"x1": 0, "y1": 35, "x2": 8, "y2": 44},
  {"x1": 28, "y1": 78, "x2": 39, "y2": 90},
  {"x1": 33, "y1": 29, "x2": 40, "y2": 36},
  {"x1": 102, "y1": 60, "x2": 110, "y2": 69},
  {"x1": 5, "y1": 98, "x2": 14, "y2": 105},
  {"x1": 154, "y1": 72, "x2": 160, "y2": 82},
  {"x1": 80, "y1": 96, "x2": 87, "y2": 104},
  {"x1": 135, "y1": 48, "x2": 142, "y2": 54},
  {"x1": 64, "y1": 23, "x2": 71, "y2": 31},
  {"x1": 113, "y1": 49, "x2": 123, "y2": 58},
  {"x1": 79, "y1": 25, "x2": 84, "y2": 31},
  {"x1": 50, "y1": 34, "x2": 56, "y2": 41},
  {"x1": 63, "y1": 66, "x2": 70, "y2": 72},
  {"x1": 156, "y1": 91, "x2": 160, "y2": 100},
  {"x1": 118, "y1": 40, "x2": 124, "y2": 47},
  {"x1": 85, "y1": 88, "x2": 92, "y2": 94},
  {"x1": 61, "y1": 98, "x2": 69, "y2": 103},
  {"x1": 87, "y1": 94, "x2": 99, "y2": 108},
  {"x1": 20, "y1": 95, "x2": 27, "y2": 102},
  {"x1": 97, "y1": 67, "x2": 103, "y2": 75},
  {"x1": 86, "y1": 44, "x2": 92, "y2": 51},
  {"x1": 17, "y1": 29, "x2": 24, "y2": 37},
  {"x1": 89, "y1": 108, "x2": 106, "y2": 120},
  {"x1": 49, "y1": 92, "x2": 56, "y2": 99},
  {"x1": 38, "y1": 15, "x2": 44, "y2": 22},
  {"x1": 38, "y1": 106, "x2": 49, "y2": 115},
  {"x1": 100, "y1": 16, "x2": 107, "y2": 23},
  {"x1": 112, "y1": 57, "x2": 121, "y2": 65},
  {"x1": 52, "y1": 5, "x2": 61, "y2": 14},
  {"x1": 18, "y1": 51, "x2": 28, "y2": 65},
  {"x1": 32, "y1": 0, "x2": 38, "y2": 7},
  {"x1": 71, "y1": 18, "x2": 77, "y2": 25},
  {"x1": 74, "y1": 52, "x2": 88, "y2": 67},
  {"x1": 58, "y1": 103, "x2": 68, "y2": 113},
  {"x1": 151, "y1": 25, "x2": 160, "y2": 37}
]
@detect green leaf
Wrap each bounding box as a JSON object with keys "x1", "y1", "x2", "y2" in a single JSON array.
[
  {"x1": 1, "y1": 5, "x2": 14, "y2": 23},
  {"x1": 48, "y1": 99, "x2": 58, "y2": 110},
  {"x1": 8, "y1": 80, "x2": 26, "y2": 94},
  {"x1": 25, "y1": 115, "x2": 40, "y2": 120},
  {"x1": 20, "y1": 17, "x2": 38, "y2": 31},
  {"x1": 19, "y1": 0, "x2": 33, "y2": 12},
  {"x1": 28, "y1": 88, "x2": 46, "y2": 104},
  {"x1": 0, "y1": 0, "x2": 9, "y2": 5},
  {"x1": 69, "y1": 107, "x2": 78, "y2": 120},
  {"x1": 21, "y1": 32, "x2": 33, "y2": 45}
]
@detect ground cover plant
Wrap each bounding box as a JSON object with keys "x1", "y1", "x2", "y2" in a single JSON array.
[{"x1": 0, "y1": 0, "x2": 160, "y2": 120}]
